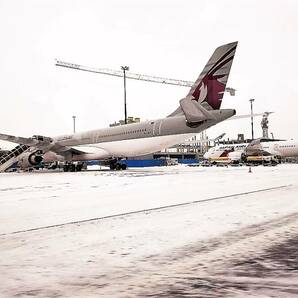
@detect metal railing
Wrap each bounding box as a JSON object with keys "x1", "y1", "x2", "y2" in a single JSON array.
[{"x1": 0, "y1": 144, "x2": 29, "y2": 166}]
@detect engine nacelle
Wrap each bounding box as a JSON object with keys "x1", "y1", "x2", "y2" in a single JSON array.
[{"x1": 18, "y1": 152, "x2": 43, "y2": 168}]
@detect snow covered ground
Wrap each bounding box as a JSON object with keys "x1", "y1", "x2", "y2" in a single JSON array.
[{"x1": 0, "y1": 164, "x2": 297, "y2": 297}]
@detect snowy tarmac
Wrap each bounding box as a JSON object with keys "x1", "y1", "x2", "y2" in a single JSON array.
[{"x1": 0, "y1": 164, "x2": 298, "y2": 297}]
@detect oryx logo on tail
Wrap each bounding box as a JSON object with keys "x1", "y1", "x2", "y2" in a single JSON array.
[{"x1": 190, "y1": 42, "x2": 237, "y2": 110}]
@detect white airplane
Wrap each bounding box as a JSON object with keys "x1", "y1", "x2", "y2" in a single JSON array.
[
  {"x1": 204, "y1": 139, "x2": 298, "y2": 162},
  {"x1": 0, "y1": 42, "x2": 238, "y2": 172}
]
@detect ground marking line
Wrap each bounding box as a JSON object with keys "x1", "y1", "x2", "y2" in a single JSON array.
[{"x1": 0, "y1": 184, "x2": 291, "y2": 237}]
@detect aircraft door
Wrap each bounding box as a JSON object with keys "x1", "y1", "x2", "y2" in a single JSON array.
[{"x1": 152, "y1": 120, "x2": 162, "y2": 136}]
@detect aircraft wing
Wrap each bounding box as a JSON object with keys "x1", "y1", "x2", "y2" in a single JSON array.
[
  {"x1": 0, "y1": 132, "x2": 109, "y2": 158},
  {"x1": 0, "y1": 132, "x2": 88, "y2": 154},
  {"x1": 0, "y1": 132, "x2": 111, "y2": 166},
  {"x1": 0, "y1": 132, "x2": 39, "y2": 146}
]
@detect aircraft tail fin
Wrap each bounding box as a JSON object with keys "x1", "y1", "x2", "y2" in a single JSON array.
[
  {"x1": 188, "y1": 41, "x2": 238, "y2": 110},
  {"x1": 169, "y1": 42, "x2": 238, "y2": 118}
]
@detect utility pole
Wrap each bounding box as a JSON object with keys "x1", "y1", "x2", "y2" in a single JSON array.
[
  {"x1": 121, "y1": 66, "x2": 129, "y2": 124},
  {"x1": 72, "y1": 115, "x2": 76, "y2": 134},
  {"x1": 249, "y1": 99, "x2": 255, "y2": 140}
]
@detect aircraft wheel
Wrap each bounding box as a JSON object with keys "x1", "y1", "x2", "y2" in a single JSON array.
[
  {"x1": 70, "y1": 164, "x2": 76, "y2": 172},
  {"x1": 109, "y1": 163, "x2": 117, "y2": 170},
  {"x1": 121, "y1": 163, "x2": 127, "y2": 170},
  {"x1": 76, "y1": 164, "x2": 83, "y2": 172}
]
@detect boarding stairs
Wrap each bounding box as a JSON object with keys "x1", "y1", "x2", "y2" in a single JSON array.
[{"x1": 0, "y1": 144, "x2": 30, "y2": 172}]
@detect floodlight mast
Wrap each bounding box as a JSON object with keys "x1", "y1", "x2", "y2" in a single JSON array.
[
  {"x1": 250, "y1": 98, "x2": 255, "y2": 140},
  {"x1": 55, "y1": 60, "x2": 236, "y2": 95},
  {"x1": 121, "y1": 66, "x2": 129, "y2": 124}
]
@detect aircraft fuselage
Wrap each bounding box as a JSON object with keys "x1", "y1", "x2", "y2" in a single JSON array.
[{"x1": 47, "y1": 110, "x2": 235, "y2": 161}]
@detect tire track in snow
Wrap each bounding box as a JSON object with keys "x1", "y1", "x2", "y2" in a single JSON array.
[
  {"x1": 0, "y1": 184, "x2": 291, "y2": 237},
  {"x1": 136, "y1": 214, "x2": 298, "y2": 297}
]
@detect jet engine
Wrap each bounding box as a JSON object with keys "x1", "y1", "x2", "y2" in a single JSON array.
[{"x1": 18, "y1": 151, "x2": 43, "y2": 168}]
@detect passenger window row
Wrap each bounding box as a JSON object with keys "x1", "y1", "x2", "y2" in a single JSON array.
[
  {"x1": 280, "y1": 145, "x2": 296, "y2": 148},
  {"x1": 97, "y1": 128, "x2": 150, "y2": 139}
]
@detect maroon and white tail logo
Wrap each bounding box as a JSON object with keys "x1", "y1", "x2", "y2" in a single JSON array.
[{"x1": 190, "y1": 42, "x2": 237, "y2": 110}]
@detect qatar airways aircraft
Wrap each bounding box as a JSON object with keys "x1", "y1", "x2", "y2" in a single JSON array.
[{"x1": 0, "y1": 42, "x2": 237, "y2": 171}]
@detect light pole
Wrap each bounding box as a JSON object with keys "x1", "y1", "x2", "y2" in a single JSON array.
[
  {"x1": 249, "y1": 99, "x2": 255, "y2": 140},
  {"x1": 72, "y1": 115, "x2": 76, "y2": 134},
  {"x1": 121, "y1": 66, "x2": 129, "y2": 124}
]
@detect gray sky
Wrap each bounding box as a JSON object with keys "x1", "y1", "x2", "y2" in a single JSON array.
[{"x1": 0, "y1": 0, "x2": 298, "y2": 148}]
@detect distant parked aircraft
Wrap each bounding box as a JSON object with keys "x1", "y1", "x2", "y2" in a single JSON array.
[
  {"x1": 204, "y1": 139, "x2": 298, "y2": 163},
  {"x1": 0, "y1": 42, "x2": 238, "y2": 172}
]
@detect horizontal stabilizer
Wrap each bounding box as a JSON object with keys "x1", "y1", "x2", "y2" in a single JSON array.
[
  {"x1": 228, "y1": 112, "x2": 274, "y2": 120},
  {"x1": 179, "y1": 98, "x2": 217, "y2": 123}
]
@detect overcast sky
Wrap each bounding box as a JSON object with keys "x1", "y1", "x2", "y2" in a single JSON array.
[{"x1": 0, "y1": 0, "x2": 297, "y2": 148}]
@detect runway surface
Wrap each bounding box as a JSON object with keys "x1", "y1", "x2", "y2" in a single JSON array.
[{"x1": 0, "y1": 164, "x2": 297, "y2": 297}]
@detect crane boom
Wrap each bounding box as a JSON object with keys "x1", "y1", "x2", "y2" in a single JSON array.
[
  {"x1": 55, "y1": 60, "x2": 193, "y2": 87},
  {"x1": 55, "y1": 60, "x2": 236, "y2": 95}
]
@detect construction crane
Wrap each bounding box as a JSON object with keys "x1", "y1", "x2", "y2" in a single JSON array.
[{"x1": 55, "y1": 60, "x2": 236, "y2": 95}]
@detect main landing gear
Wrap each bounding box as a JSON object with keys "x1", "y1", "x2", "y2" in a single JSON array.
[
  {"x1": 109, "y1": 160, "x2": 127, "y2": 171},
  {"x1": 63, "y1": 162, "x2": 84, "y2": 172}
]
